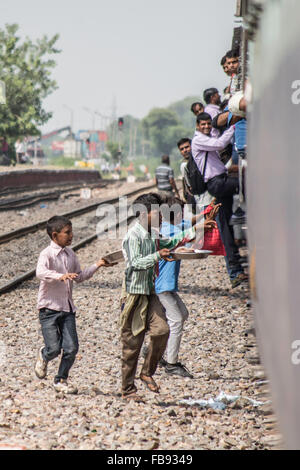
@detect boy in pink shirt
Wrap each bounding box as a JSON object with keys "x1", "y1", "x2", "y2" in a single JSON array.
[{"x1": 35, "y1": 215, "x2": 111, "y2": 394}]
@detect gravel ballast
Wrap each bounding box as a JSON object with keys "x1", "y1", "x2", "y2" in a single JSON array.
[{"x1": 0, "y1": 226, "x2": 284, "y2": 450}]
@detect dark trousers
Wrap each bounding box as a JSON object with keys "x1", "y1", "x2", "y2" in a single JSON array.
[
  {"x1": 39, "y1": 308, "x2": 79, "y2": 383},
  {"x1": 207, "y1": 174, "x2": 243, "y2": 274}
]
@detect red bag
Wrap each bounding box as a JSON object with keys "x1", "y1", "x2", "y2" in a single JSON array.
[{"x1": 193, "y1": 205, "x2": 226, "y2": 256}]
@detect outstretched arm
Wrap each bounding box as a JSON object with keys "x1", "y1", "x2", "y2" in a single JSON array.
[{"x1": 192, "y1": 126, "x2": 235, "y2": 153}]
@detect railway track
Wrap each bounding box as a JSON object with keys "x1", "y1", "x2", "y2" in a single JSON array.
[
  {"x1": 0, "y1": 213, "x2": 135, "y2": 295},
  {"x1": 0, "y1": 183, "x2": 155, "y2": 245},
  {"x1": 0, "y1": 183, "x2": 155, "y2": 294},
  {"x1": 0, "y1": 178, "x2": 129, "y2": 198}
]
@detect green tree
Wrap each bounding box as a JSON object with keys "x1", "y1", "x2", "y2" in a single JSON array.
[
  {"x1": 168, "y1": 95, "x2": 201, "y2": 133},
  {"x1": 107, "y1": 114, "x2": 144, "y2": 159},
  {"x1": 142, "y1": 107, "x2": 190, "y2": 155},
  {"x1": 106, "y1": 141, "x2": 120, "y2": 163},
  {"x1": 0, "y1": 24, "x2": 60, "y2": 149}
]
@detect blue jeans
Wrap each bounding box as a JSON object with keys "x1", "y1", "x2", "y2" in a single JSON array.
[
  {"x1": 39, "y1": 308, "x2": 79, "y2": 383},
  {"x1": 231, "y1": 147, "x2": 239, "y2": 165}
]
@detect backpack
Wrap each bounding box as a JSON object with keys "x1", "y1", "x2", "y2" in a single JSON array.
[{"x1": 185, "y1": 152, "x2": 208, "y2": 196}]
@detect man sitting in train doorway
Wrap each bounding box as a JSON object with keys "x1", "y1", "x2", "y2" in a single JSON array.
[{"x1": 191, "y1": 112, "x2": 247, "y2": 288}]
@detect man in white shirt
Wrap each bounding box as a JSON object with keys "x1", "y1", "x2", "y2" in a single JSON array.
[{"x1": 15, "y1": 139, "x2": 25, "y2": 164}]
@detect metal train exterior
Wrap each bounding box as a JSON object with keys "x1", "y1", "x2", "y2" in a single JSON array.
[{"x1": 245, "y1": 0, "x2": 300, "y2": 449}]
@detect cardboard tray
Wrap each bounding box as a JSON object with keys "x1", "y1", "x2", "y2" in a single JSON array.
[{"x1": 103, "y1": 250, "x2": 124, "y2": 264}]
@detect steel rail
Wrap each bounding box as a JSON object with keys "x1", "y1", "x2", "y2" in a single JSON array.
[
  {"x1": 0, "y1": 183, "x2": 156, "y2": 245},
  {"x1": 0, "y1": 214, "x2": 135, "y2": 295},
  {"x1": 0, "y1": 181, "x2": 113, "y2": 210},
  {"x1": 0, "y1": 178, "x2": 127, "y2": 197}
]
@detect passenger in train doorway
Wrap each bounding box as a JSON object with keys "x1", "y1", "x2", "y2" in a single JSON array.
[
  {"x1": 203, "y1": 88, "x2": 221, "y2": 138},
  {"x1": 220, "y1": 55, "x2": 232, "y2": 99},
  {"x1": 225, "y1": 49, "x2": 240, "y2": 96},
  {"x1": 178, "y1": 137, "x2": 213, "y2": 212},
  {"x1": 191, "y1": 112, "x2": 247, "y2": 288},
  {"x1": 190, "y1": 102, "x2": 204, "y2": 117}
]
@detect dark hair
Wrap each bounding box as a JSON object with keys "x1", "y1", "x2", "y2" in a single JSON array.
[
  {"x1": 161, "y1": 154, "x2": 170, "y2": 164},
  {"x1": 220, "y1": 99, "x2": 229, "y2": 111},
  {"x1": 190, "y1": 102, "x2": 204, "y2": 113},
  {"x1": 203, "y1": 88, "x2": 219, "y2": 105},
  {"x1": 166, "y1": 196, "x2": 184, "y2": 207},
  {"x1": 196, "y1": 112, "x2": 212, "y2": 124},
  {"x1": 132, "y1": 193, "x2": 162, "y2": 216},
  {"x1": 46, "y1": 216, "x2": 72, "y2": 239},
  {"x1": 177, "y1": 138, "x2": 191, "y2": 149},
  {"x1": 161, "y1": 196, "x2": 185, "y2": 224},
  {"x1": 220, "y1": 56, "x2": 227, "y2": 66},
  {"x1": 226, "y1": 49, "x2": 239, "y2": 59}
]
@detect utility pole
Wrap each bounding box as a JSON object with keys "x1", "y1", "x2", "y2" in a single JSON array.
[
  {"x1": 63, "y1": 104, "x2": 74, "y2": 135},
  {"x1": 95, "y1": 111, "x2": 111, "y2": 131},
  {"x1": 128, "y1": 121, "x2": 132, "y2": 158},
  {"x1": 141, "y1": 129, "x2": 145, "y2": 157},
  {"x1": 83, "y1": 107, "x2": 95, "y2": 131},
  {"x1": 111, "y1": 96, "x2": 117, "y2": 143},
  {"x1": 133, "y1": 126, "x2": 137, "y2": 158}
]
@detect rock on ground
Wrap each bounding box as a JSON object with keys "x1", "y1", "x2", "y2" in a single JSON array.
[{"x1": 0, "y1": 224, "x2": 284, "y2": 450}]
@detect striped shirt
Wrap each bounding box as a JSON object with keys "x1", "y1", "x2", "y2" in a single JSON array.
[
  {"x1": 155, "y1": 164, "x2": 174, "y2": 191},
  {"x1": 122, "y1": 221, "x2": 195, "y2": 295}
]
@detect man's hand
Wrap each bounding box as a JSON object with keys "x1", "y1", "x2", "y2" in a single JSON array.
[
  {"x1": 206, "y1": 203, "x2": 222, "y2": 221},
  {"x1": 59, "y1": 273, "x2": 78, "y2": 282},
  {"x1": 204, "y1": 220, "x2": 217, "y2": 232},
  {"x1": 159, "y1": 248, "x2": 174, "y2": 262},
  {"x1": 96, "y1": 258, "x2": 117, "y2": 268}
]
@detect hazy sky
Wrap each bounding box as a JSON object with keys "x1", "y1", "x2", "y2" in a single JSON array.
[{"x1": 1, "y1": 0, "x2": 237, "y2": 133}]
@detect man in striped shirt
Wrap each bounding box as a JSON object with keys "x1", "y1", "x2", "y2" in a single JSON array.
[
  {"x1": 120, "y1": 193, "x2": 196, "y2": 400},
  {"x1": 155, "y1": 155, "x2": 180, "y2": 199}
]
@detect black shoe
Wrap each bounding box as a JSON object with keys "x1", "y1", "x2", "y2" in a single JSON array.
[
  {"x1": 230, "y1": 207, "x2": 246, "y2": 226},
  {"x1": 159, "y1": 357, "x2": 167, "y2": 368},
  {"x1": 233, "y1": 207, "x2": 245, "y2": 218},
  {"x1": 165, "y1": 362, "x2": 193, "y2": 378}
]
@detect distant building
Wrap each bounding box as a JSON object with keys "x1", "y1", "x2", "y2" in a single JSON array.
[{"x1": 76, "y1": 130, "x2": 108, "y2": 159}]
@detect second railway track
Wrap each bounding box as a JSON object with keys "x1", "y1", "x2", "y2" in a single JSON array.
[
  {"x1": 0, "y1": 183, "x2": 155, "y2": 244},
  {"x1": 0, "y1": 182, "x2": 156, "y2": 294},
  {"x1": 0, "y1": 179, "x2": 126, "y2": 210}
]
